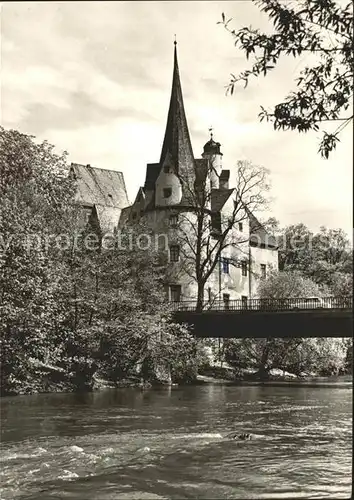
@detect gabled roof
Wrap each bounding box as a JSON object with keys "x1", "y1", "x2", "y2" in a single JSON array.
[
  {"x1": 247, "y1": 210, "x2": 278, "y2": 249},
  {"x1": 118, "y1": 206, "x2": 132, "y2": 229},
  {"x1": 160, "y1": 43, "x2": 195, "y2": 178},
  {"x1": 95, "y1": 205, "x2": 123, "y2": 233},
  {"x1": 134, "y1": 187, "x2": 145, "y2": 204},
  {"x1": 144, "y1": 163, "x2": 160, "y2": 190},
  {"x1": 70, "y1": 163, "x2": 129, "y2": 209},
  {"x1": 211, "y1": 188, "x2": 234, "y2": 212}
]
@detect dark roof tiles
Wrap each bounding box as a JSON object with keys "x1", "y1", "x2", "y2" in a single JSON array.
[
  {"x1": 211, "y1": 188, "x2": 234, "y2": 212},
  {"x1": 71, "y1": 163, "x2": 129, "y2": 209},
  {"x1": 248, "y1": 210, "x2": 278, "y2": 249}
]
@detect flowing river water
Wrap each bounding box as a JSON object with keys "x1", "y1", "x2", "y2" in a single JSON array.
[{"x1": 1, "y1": 379, "x2": 352, "y2": 499}]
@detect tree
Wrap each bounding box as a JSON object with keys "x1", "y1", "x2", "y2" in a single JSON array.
[
  {"x1": 277, "y1": 223, "x2": 314, "y2": 271},
  {"x1": 175, "y1": 159, "x2": 270, "y2": 311},
  {"x1": 0, "y1": 127, "x2": 79, "y2": 393},
  {"x1": 258, "y1": 269, "x2": 324, "y2": 298},
  {"x1": 276, "y1": 222, "x2": 353, "y2": 293},
  {"x1": 60, "y1": 223, "x2": 194, "y2": 384},
  {"x1": 219, "y1": 0, "x2": 353, "y2": 158}
]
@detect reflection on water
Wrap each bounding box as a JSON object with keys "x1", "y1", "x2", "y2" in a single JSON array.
[{"x1": 0, "y1": 380, "x2": 352, "y2": 499}]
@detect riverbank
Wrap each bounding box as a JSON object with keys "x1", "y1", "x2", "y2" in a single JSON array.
[
  {"x1": 196, "y1": 364, "x2": 353, "y2": 385},
  {"x1": 2, "y1": 362, "x2": 352, "y2": 397}
]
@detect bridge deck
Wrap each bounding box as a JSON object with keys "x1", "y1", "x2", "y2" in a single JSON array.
[{"x1": 172, "y1": 297, "x2": 353, "y2": 338}]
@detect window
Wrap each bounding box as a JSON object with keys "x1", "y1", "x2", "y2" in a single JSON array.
[
  {"x1": 170, "y1": 285, "x2": 181, "y2": 302},
  {"x1": 241, "y1": 260, "x2": 248, "y2": 276},
  {"x1": 260, "y1": 264, "x2": 267, "y2": 278},
  {"x1": 169, "y1": 214, "x2": 178, "y2": 227},
  {"x1": 131, "y1": 212, "x2": 137, "y2": 220},
  {"x1": 169, "y1": 245, "x2": 180, "y2": 262},
  {"x1": 238, "y1": 222, "x2": 243, "y2": 232},
  {"x1": 164, "y1": 165, "x2": 170, "y2": 173},
  {"x1": 223, "y1": 293, "x2": 230, "y2": 310},
  {"x1": 107, "y1": 194, "x2": 113, "y2": 202},
  {"x1": 221, "y1": 257, "x2": 230, "y2": 274},
  {"x1": 163, "y1": 187, "x2": 172, "y2": 198}
]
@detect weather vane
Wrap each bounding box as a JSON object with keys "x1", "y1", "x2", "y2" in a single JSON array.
[
  {"x1": 174, "y1": 34, "x2": 177, "y2": 45},
  {"x1": 209, "y1": 126, "x2": 213, "y2": 140}
]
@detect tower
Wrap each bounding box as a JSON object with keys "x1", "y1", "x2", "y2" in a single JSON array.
[
  {"x1": 155, "y1": 40, "x2": 196, "y2": 208},
  {"x1": 202, "y1": 130, "x2": 223, "y2": 190}
]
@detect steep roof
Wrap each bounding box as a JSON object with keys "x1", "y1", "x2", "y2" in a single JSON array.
[
  {"x1": 211, "y1": 188, "x2": 234, "y2": 212},
  {"x1": 248, "y1": 210, "x2": 278, "y2": 249},
  {"x1": 95, "y1": 206, "x2": 123, "y2": 233},
  {"x1": 144, "y1": 163, "x2": 160, "y2": 190},
  {"x1": 118, "y1": 206, "x2": 132, "y2": 229},
  {"x1": 210, "y1": 190, "x2": 278, "y2": 249},
  {"x1": 134, "y1": 187, "x2": 145, "y2": 204},
  {"x1": 70, "y1": 163, "x2": 129, "y2": 209},
  {"x1": 160, "y1": 43, "x2": 195, "y2": 178}
]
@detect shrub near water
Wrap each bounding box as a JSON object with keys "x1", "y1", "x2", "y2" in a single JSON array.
[{"x1": 224, "y1": 270, "x2": 351, "y2": 379}]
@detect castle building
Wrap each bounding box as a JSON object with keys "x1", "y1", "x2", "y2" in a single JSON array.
[
  {"x1": 121, "y1": 43, "x2": 278, "y2": 305},
  {"x1": 72, "y1": 43, "x2": 278, "y2": 306}
]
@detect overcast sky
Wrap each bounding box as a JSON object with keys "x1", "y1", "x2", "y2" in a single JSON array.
[{"x1": 1, "y1": 1, "x2": 352, "y2": 238}]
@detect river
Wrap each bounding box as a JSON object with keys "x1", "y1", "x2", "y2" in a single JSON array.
[{"x1": 1, "y1": 380, "x2": 352, "y2": 499}]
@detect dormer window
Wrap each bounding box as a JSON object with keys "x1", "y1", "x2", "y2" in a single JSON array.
[{"x1": 163, "y1": 187, "x2": 172, "y2": 198}]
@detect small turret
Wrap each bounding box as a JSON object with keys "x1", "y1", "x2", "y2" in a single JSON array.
[
  {"x1": 202, "y1": 129, "x2": 223, "y2": 189},
  {"x1": 155, "y1": 152, "x2": 182, "y2": 207}
]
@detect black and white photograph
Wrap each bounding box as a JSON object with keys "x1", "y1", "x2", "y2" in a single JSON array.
[{"x1": 0, "y1": 1, "x2": 353, "y2": 498}]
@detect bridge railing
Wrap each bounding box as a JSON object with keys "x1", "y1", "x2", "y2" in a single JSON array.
[{"x1": 170, "y1": 296, "x2": 353, "y2": 312}]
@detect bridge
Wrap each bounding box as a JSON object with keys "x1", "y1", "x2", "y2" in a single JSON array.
[{"x1": 172, "y1": 296, "x2": 353, "y2": 339}]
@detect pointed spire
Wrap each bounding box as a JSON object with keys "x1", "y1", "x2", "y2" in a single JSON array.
[{"x1": 159, "y1": 40, "x2": 195, "y2": 176}]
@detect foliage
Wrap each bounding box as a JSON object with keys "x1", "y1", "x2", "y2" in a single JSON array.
[
  {"x1": 225, "y1": 334, "x2": 348, "y2": 378},
  {"x1": 225, "y1": 261, "x2": 350, "y2": 378},
  {"x1": 274, "y1": 222, "x2": 353, "y2": 294},
  {"x1": 219, "y1": 0, "x2": 353, "y2": 157},
  {"x1": 287, "y1": 337, "x2": 348, "y2": 375},
  {"x1": 0, "y1": 127, "x2": 195, "y2": 395},
  {"x1": 258, "y1": 269, "x2": 324, "y2": 298},
  {"x1": 0, "y1": 127, "x2": 78, "y2": 394}
]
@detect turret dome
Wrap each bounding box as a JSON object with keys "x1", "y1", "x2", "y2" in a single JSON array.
[{"x1": 203, "y1": 134, "x2": 223, "y2": 156}]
